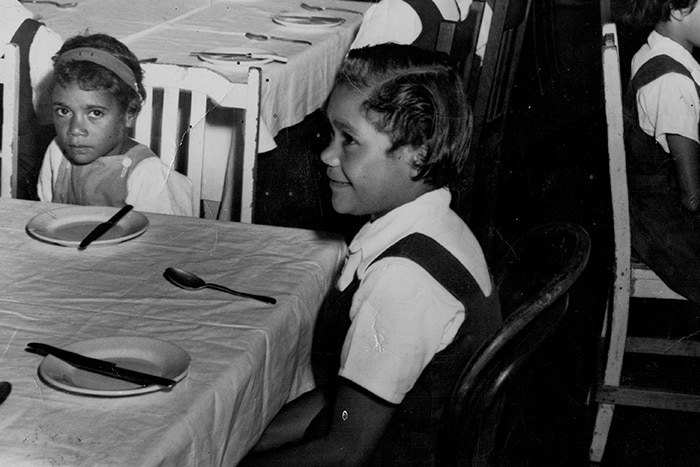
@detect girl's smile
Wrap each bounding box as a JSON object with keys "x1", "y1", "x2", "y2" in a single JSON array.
[{"x1": 320, "y1": 84, "x2": 430, "y2": 219}]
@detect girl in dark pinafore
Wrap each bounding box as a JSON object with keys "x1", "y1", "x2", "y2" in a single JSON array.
[
  {"x1": 623, "y1": 0, "x2": 700, "y2": 304},
  {"x1": 241, "y1": 43, "x2": 501, "y2": 466}
]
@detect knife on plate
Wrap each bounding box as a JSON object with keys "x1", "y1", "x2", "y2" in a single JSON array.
[
  {"x1": 277, "y1": 15, "x2": 346, "y2": 23},
  {"x1": 78, "y1": 204, "x2": 133, "y2": 250},
  {"x1": 190, "y1": 52, "x2": 288, "y2": 63},
  {"x1": 27, "y1": 342, "x2": 177, "y2": 388}
]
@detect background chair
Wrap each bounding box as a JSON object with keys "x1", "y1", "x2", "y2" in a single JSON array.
[
  {"x1": 1, "y1": 43, "x2": 20, "y2": 198},
  {"x1": 437, "y1": 0, "x2": 533, "y2": 262},
  {"x1": 589, "y1": 23, "x2": 700, "y2": 463},
  {"x1": 437, "y1": 222, "x2": 591, "y2": 466},
  {"x1": 136, "y1": 63, "x2": 261, "y2": 221}
]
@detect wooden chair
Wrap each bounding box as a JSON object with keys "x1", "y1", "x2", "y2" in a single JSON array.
[
  {"x1": 439, "y1": 0, "x2": 533, "y2": 261},
  {"x1": 437, "y1": 222, "x2": 591, "y2": 466},
  {"x1": 589, "y1": 23, "x2": 700, "y2": 463},
  {"x1": 136, "y1": 63, "x2": 261, "y2": 221},
  {"x1": 0, "y1": 43, "x2": 20, "y2": 198}
]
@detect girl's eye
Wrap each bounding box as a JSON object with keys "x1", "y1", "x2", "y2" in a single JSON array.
[
  {"x1": 89, "y1": 110, "x2": 104, "y2": 118},
  {"x1": 341, "y1": 132, "x2": 356, "y2": 146},
  {"x1": 54, "y1": 108, "x2": 70, "y2": 117}
]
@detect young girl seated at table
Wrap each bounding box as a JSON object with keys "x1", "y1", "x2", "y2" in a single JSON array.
[
  {"x1": 241, "y1": 43, "x2": 502, "y2": 466},
  {"x1": 623, "y1": 0, "x2": 700, "y2": 304},
  {"x1": 37, "y1": 33, "x2": 194, "y2": 216}
]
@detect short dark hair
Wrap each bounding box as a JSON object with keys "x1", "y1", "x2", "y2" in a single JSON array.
[
  {"x1": 622, "y1": 0, "x2": 698, "y2": 27},
  {"x1": 335, "y1": 43, "x2": 473, "y2": 190},
  {"x1": 52, "y1": 33, "x2": 146, "y2": 115}
]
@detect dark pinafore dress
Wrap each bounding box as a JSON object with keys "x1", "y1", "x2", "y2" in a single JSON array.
[
  {"x1": 625, "y1": 55, "x2": 700, "y2": 304},
  {"x1": 403, "y1": 0, "x2": 446, "y2": 51},
  {"x1": 11, "y1": 19, "x2": 56, "y2": 200},
  {"x1": 312, "y1": 232, "x2": 502, "y2": 466}
]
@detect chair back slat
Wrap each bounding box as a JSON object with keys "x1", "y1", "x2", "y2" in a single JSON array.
[
  {"x1": 136, "y1": 64, "x2": 260, "y2": 221},
  {"x1": 472, "y1": 0, "x2": 532, "y2": 144},
  {"x1": 601, "y1": 23, "x2": 632, "y2": 315},
  {"x1": 1, "y1": 43, "x2": 20, "y2": 198}
]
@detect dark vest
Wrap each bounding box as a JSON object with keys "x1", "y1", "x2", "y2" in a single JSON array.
[
  {"x1": 11, "y1": 19, "x2": 56, "y2": 200},
  {"x1": 312, "y1": 233, "x2": 502, "y2": 466},
  {"x1": 624, "y1": 54, "x2": 700, "y2": 195},
  {"x1": 404, "y1": 0, "x2": 445, "y2": 51}
]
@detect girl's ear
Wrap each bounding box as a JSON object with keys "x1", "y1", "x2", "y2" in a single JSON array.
[
  {"x1": 400, "y1": 144, "x2": 427, "y2": 178},
  {"x1": 671, "y1": 6, "x2": 692, "y2": 21},
  {"x1": 124, "y1": 111, "x2": 137, "y2": 129}
]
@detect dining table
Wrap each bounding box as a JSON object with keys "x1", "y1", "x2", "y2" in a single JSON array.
[
  {"x1": 23, "y1": 0, "x2": 373, "y2": 210},
  {"x1": 0, "y1": 198, "x2": 347, "y2": 465}
]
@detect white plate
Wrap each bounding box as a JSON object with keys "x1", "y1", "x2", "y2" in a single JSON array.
[
  {"x1": 272, "y1": 14, "x2": 345, "y2": 28},
  {"x1": 26, "y1": 205, "x2": 149, "y2": 247},
  {"x1": 38, "y1": 337, "x2": 191, "y2": 397},
  {"x1": 195, "y1": 47, "x2": 276, "y2": 68}
]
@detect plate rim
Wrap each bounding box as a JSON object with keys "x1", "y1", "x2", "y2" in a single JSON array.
[
  {"x1": 196, "y1": 46, "x2": 276, "y2": 67},
  {"x1": 38, "y1": 336, "x2": 191, "y2": 397},
  {"x1": 272, "y1": 13, "x2": 345, "y2": 28},
  {"x1": 26, "y1": 205, "x2": 149, "y2": 247}
]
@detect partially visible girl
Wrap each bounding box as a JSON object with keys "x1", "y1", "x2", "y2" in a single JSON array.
[
  {"x1": 624, "y1": 0, "x2": 700, "y2": 302},
  {"x1": 37, "y1": 33, "x2": 194, "y2": 216}
]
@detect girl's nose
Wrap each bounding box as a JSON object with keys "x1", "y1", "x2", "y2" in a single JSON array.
[
  {"x1": 320, "y1": 139, "x2": 340, "y2": 166},
  {"x1": 68, "y1": 117, "x2": 87, "y2": 136}
]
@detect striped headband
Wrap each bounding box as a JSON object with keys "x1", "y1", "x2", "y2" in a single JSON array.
[{"x1": 57, "y1": 47, "x2": 139, "y2": 93}]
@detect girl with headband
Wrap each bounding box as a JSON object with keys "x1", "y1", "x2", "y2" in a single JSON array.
[{"x1": 37, "y1": 33, "x2": 194, "y2": 216}]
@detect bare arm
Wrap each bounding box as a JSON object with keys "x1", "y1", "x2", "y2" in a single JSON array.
[
  {"x1": 240, "y1": 379, "x2": 396, "y2": 466},
  {"x1": 668, "y1": 133, "x2": 700, "y2": 212}
]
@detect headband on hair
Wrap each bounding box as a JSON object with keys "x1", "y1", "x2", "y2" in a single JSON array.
[{"x1": 57, "y1": 47, "x2": 139, "y2": 93}]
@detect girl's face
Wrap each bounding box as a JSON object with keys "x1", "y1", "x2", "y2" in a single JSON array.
[
  {"x1": 681, "y1": 5, "x2": 700, "y2": 49},
  {"x1": 52, "y1": 82, "x2": 136, "y2": 165},
  {"x1": 320, "y1": 84, "x2": 427, "y2": 220}
]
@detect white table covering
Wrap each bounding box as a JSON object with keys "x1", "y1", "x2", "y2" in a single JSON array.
[
  {"x1": 26, "y1": 0, "x2": 372, "y2": 137},
  {"x1": 0, "y1": 198, "x2": 346, "y2": 466}
]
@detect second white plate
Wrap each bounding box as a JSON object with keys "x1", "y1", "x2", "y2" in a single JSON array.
[
  {"x1": 38, "y1": 337, "x2": 191, "y2": 397},
  {"x1": 272, "y1": 14, "x2": 345, "y2": 28},
  {"x1": 195, "y1": 47, "x2": 277, "y2": 68}
]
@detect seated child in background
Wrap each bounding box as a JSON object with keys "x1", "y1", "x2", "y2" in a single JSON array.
[
  {"x1": 623, "y1": 0, "x2": 700, "y2": 304},
  {"x1": 350, "y1": 0, "x2": 490, "y2": 62},
  {"x1": 37, "y1": 33, "x2": 194, "y2": 217},
  {"x1": 2, "y1": 0, "x2": 63, "y2": 200},
  {"x1": 241, "y1": 44, "x2": 502, "y2": 466}
]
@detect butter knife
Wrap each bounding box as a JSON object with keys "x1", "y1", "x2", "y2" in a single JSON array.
[
  {"x1": 0, "y1": 381, "x2": 11, "y2": 405},
  {"x1": 276, "y1": 15, "x2": 346, "y2": 23},
  {"x1": 27, "y1": 342, "x2": 177, "y2": 388},
  {"x1": 78, "y1": 204, "x2": 133, "y2": 250},
  {"x1": 191, "y1": 52, "x2": 288, "y2": 63},
  {"x1": 245, "y1": 32, "x2": 312, "y2": 46}
]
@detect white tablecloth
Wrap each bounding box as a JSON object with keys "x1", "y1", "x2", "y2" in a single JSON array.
[
  {"x1": 0, "y1": 198, "x2": 346, "y2": 466},
  {"x1": 26, "y1": 0, "x2": 372, "y2": 137}
]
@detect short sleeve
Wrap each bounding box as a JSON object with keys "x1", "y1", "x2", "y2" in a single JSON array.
[
  {"x1": 339, "y1": 258, "x2": 464, "y2": 404},
  {"x1": 36, "y1": 139, "x2": 62, "y2": 202},
  {"x1": 126, "y1": 158, "x2": 195, "y2": 216},
  {"x1": 350, "y1": 0, "x2": 422, "y2": 50},
  {"x1": 636, "y1": 73, "x2": 700, "y2": 152}
]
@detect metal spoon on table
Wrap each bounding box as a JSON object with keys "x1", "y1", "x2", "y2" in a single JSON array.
[
  {"x1": 20, "y1": 0, "x2": 77, "y2": 8},
  {"x1": 163, "y1": 267, "x2": 276, "y2": 305},
  {"x1": 300, "y1": 3, "x2": 362, "y2": 14}
]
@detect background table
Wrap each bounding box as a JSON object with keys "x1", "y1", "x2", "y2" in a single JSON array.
[
  {"x1": 0, "y1": 199, "x2": 346, "y2": 466},
  {"x1": 26, "y1": 0, "x2": 371, "y2": 137},
  {"x1": 25, "y1": 0, "x2": 370, "y2": 215}
]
